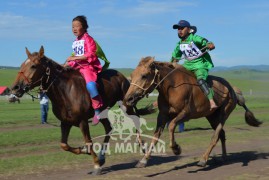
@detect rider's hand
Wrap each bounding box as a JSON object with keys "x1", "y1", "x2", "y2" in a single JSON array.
[
  {"x1": 207, "y1": 42, "x2": 215, "y2": 50},
  {"x1": 66, "y1": 56, "x2": 75, "y2": 62},
  {"x1": 171, "y1": 57, "x2": 179, "y2": 63}
]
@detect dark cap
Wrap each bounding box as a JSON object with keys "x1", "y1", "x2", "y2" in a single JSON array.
[{"x1": 173, "y1": 20, "x2": 191, "y2": 29}]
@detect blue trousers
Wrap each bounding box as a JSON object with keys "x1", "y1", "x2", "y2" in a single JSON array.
[{"x1": 41, "y1": 104, "x2": 49, "y2": 123}]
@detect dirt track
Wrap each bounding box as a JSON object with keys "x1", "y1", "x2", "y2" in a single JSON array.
[{"x1": 5, "y1": 123, "x2": 269, "y2": 180}]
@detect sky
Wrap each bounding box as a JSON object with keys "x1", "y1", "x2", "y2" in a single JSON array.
[{"x1": 0, "y1": 0, "x2": 269, "y2": 68}]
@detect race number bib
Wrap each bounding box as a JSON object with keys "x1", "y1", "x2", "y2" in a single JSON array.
[
  {"x1": 72, "y1": 40, "x2": 85, "y2": 56},
  {"x1": 180, "y1": 41, "x2": 202, "y2": 61}
]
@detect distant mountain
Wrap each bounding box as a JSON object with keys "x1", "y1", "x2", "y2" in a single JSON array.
[
  {"x1": 211, "y1": 65, "x2": 269, "y2": 72},
  {"x1": 0, "y1": 66, "x2": 19, "y2": 69}
]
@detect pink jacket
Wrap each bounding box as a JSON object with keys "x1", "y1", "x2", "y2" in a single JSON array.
[{"x1": 68, "y1": 32, "x2": 102, "y2": 73}]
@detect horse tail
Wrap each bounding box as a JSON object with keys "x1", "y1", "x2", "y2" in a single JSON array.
[
  {"x1": 135, "y1": 103, "x2": 156, "y2": 115},
  {"x1": 233, "y1": 86, "x2": 262, "y2": 127}
]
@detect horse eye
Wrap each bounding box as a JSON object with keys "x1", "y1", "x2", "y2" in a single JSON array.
[
  {"x1": 31, "y1": 65, "x2": 36, "y2": 69},
  {"x1": 141, "y1": 75, "x2": 147, "y2": 79}
]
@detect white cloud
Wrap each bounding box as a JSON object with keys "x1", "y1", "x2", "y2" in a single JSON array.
[
  {"x1": 7, "y1": 1, "x2": 47, "y2": 8},
  {"x1": 0, "y1": 13, "x2": 70, "y2": 40},
  {"x1": 99, "y1": 0, "x2": 196, "y2": 17}
]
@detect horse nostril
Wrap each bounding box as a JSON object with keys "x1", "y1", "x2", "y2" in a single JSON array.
[
  {"x1": 13, "y1": 85, "x2": 20, "y2": 91},
  {"x1": 24, "y1": 86, "x2": 29, "y2": 92},
  {"x1": 127, "y1": 96, "x2": 135, "y2": 105}
]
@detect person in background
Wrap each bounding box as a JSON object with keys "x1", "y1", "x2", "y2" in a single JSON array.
[
  {"x1": 171, "y1": 20, "x2": 217, "y2": 111},
  {"x1": 39, "y1": 90, "x2": 49, "y2": 124}
]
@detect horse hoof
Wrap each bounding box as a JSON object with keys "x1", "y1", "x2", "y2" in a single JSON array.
[
  {"x1": 172, "y1": 144, "x2": 182, "y2": 155},
  {"x1": 135, "y1": 160, "x2": 147, "y2": 168},
  {"x1": 141, "y1": 146, "x2": 146, "y2": 154},
  {"x1": 197, "y1": 160, "x2": 206, "y2": 167},
  {"x1": 91, "y1": 167, "x2": 102, "y2": 175},
  {"x1": 99, "y1": 158, "x2": 106, "y2": 167}
]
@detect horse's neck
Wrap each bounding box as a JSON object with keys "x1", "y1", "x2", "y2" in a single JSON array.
[
  {"x1": 46, "y1": 69, "x2": 79, "y2": 105},
  {"x1": 157, "y1": 64, "x2": 196, "y2": 92}
]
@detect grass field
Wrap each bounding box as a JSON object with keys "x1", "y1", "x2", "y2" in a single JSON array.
[{"x1": 0, "y1": 68, "x2": 268, "y2": 179}]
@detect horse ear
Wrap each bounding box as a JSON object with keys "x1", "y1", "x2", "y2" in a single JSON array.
[
  {"x1": 39, "y1": 46, "x2": 44, "y2": 58},
  {"x1": 25, "y1": 47, "x2": 31, "y2": 59},
  {"x1": 149, "y1": 62, "x2": 155, "y2": 70}
]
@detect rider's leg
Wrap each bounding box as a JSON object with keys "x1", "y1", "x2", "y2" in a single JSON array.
[
  {"x1": 86, "y1": 81, "x2": 103, "y2": 125},
  {"x1": 195, "y1": 69, "x2": 217, "y2": 110}
]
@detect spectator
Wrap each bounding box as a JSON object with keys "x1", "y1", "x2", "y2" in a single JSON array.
[{"x1": 39, "y1": 90, "x2": 49, "y2": 124}]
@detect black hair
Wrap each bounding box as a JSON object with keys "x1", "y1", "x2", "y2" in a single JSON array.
[{"x1": 73, "y1": 15, "x2": 89, "y2": 32}]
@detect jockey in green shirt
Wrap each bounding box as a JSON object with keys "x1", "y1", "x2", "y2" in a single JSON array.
[{"x1": 171, "y1": 20, "x2": 217, "y2": 110}]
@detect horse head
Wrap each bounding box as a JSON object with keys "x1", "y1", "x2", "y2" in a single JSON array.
[
  {"x1": 11, "y1": 46, "x2": 49, "y2": 97},
  {"x1": 124, "y1": 56, "x2": 159, "y2": 106}
]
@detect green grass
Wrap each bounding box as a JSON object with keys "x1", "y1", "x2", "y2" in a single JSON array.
[
  {"x1": 0, "y1": 68, "x2": 269, "y2": 178},
  {"x1": 0, "y1": 69, "x2": 18, "y2": 86}
]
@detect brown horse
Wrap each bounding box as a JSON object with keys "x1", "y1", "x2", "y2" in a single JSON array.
[
  {"x1": 124, "y1": 56, "x2": 262, "y2": 168},
  {"x1": 10, "y1": 46, "x2": 152, "y2": 175}
]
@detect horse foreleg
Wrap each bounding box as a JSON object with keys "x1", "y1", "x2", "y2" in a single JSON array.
[
  {"x1": 79, "y1": 120, "x2": 101, "y2": 174},
  {"x1": 135, "y1": 130, "x2": 146, "y2": 154},
  {"x1": 168, "y1": 120, "x2": 181, "y2": 156},
  {"x1": 60, "y1": 122, "x2": 81, "y2": 154},
  {"x1": 168, "y1": 111, "x2": 187, "y2": 155},
  {"x1": 136, "y1": 113, "x2": 167, "y2": 168},
  {"x1": 198, "y1": 123, "x2": 223, "y2": 167}
]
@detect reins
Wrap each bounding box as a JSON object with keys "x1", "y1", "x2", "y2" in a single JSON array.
[
  {"x1": 40, "y1": 66, "x2": 61, "y2": 93},
  {"x1": 17, "y1": 60, "x2": 62, "y2": 99},
  {"x1": 130, "y1": 63, "x2": 178, "y2": 97}
]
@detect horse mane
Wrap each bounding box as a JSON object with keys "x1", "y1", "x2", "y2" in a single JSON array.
[
  {"x1": 138, "y1": 56, "x2": 176, "y2": 69},
  {"x1": 138, "y1": 56, "x2": 155, "y2": 66},
  {"x1": 41, "y1": 55, "x2": 77, "y2": 74},
  {"x1": 154, "y1": 61, "x2": 195, "y2": 78},
  {"x1": 138, "y1": 56, "x2": 195, "y2": 78}
]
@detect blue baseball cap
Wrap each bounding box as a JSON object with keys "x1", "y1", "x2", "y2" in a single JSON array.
[{"x1": 173, "y1": 20, "x2": 191, "y2": 29}]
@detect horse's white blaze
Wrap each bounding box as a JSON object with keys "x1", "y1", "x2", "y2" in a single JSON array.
[{"x1": 24, "y1": 59, "x2": 31, "y2": 65}]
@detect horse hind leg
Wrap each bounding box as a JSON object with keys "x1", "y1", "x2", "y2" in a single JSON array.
[
  {"x1": 99, "y1": 118, "x2": 113, "y2": 166},
  {"x1": 219, "y1": 129, "x2": 227, "y2": 160}
]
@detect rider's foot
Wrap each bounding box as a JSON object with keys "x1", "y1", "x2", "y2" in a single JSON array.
[
  {"x1": 92, "y1": 114, "x2": 100, "y2": 126},
  {"x1": 210, "y1": 99, "x2": 218, "y2": 111}
]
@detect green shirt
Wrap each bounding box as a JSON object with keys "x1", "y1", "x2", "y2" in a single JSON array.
[
  {"x1": 171, "y1": 33, "x2": 214, "y2": 71},
  {"x1": 95, "y1": 40, "x2": 110, "y2": 71}
]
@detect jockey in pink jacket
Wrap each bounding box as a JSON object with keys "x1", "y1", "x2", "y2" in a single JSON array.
[{"x1": 66, "y1": 15, "x2": 104, "y2": 125}]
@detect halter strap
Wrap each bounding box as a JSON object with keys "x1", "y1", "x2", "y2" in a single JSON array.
[
  {"x1": 130, "y1": 68, "x2": 159, "y2": 94},
  {"x1": 130, "y1": 64, "x2": 178, "y2": 96}
]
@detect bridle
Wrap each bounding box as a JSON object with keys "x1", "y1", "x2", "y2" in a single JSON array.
[
  {"x1": 130, "y1": 62, "x2": 178, "y2": 97},
  {"x1": 16, "y1": 60, "x2": 61, "y2": 98},
  {"x1": 17, "y1": 70, "x2": 42, "y2": 93}
]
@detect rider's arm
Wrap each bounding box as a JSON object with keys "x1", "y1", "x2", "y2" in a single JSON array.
[
  {"x1": 170, "y1": 42, "x2": 182, "y2": 62},
  {"x1": 193, "y1": 34, "x2": 215, "y2": 51}
]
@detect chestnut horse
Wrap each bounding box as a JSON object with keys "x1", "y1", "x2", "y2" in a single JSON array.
[
  {"x1": 10, "y1": 46, "x2": 152, "y2": 175},
  {"x1": 124, "y1": 56, "x2": 262, "y2": 168}
]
